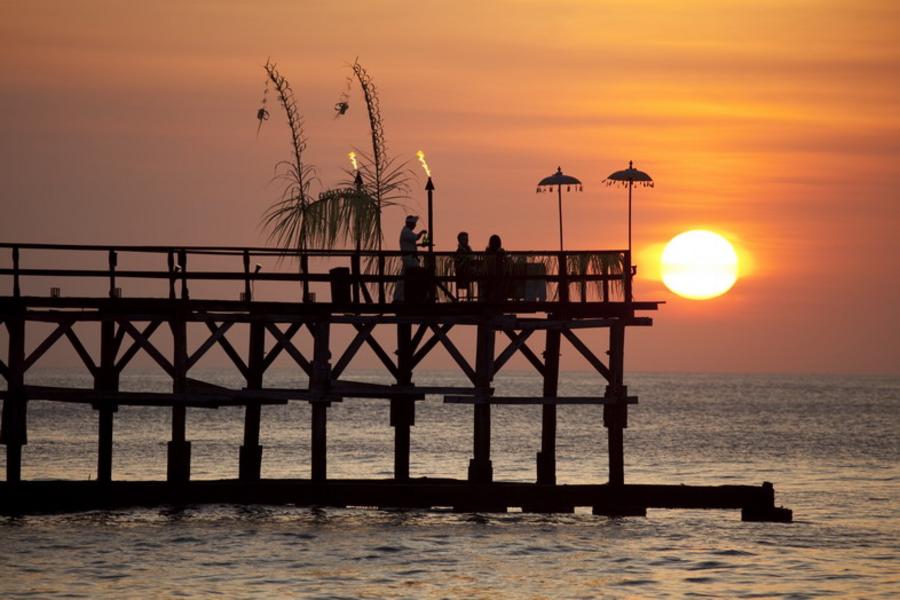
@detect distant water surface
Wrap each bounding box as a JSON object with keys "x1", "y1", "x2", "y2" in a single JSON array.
[{"x1": 2, "y1": 370, "x2": 898, "y2": 598}]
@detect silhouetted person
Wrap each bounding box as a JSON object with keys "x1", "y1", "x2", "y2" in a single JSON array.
[
  {"x1": 454, "y1": 231, "x2": 474, "y2": 300},
  {"x1": 483, "y1": 234, "x2": 507, "y2": 301},
  {"x1": 394, "y1": 215, "x2": 428, "y2": 302}
]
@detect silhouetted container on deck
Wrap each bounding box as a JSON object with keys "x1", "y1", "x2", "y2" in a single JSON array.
[{"x1": 329, "y1": 267, "x2": 351, "y2": 304}]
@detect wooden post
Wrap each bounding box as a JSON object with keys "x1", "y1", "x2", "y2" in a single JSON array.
[
  {"x1": 167, "y1": 314, "x2": 191, "y2": 483},
  {"x1": 178, "y1": 249, "x2": 189, "y2": 301},
  {"x1": 108, "y1": 249, "x2": 117, "y2": 298},
  {"x1": 12, "y1": 246, "x2": 20, "y2": 298},
  {"x1": 242, "y1": 250, "x2": 252, "y2": 302},
  {"x1": 537, "y1": 326, "x2": 561, "y2": 485},
  {"x1": 604, "y1": 322, "x2": 627, "y2": 486},
  {"x1": 392, "y1": 322, "x2": 415, "y2": 481},
  {"x1": 310, "y1": 318, "x2": 331, "y2": 481},
  {"x1": 94, "y1": 318, "x2": 119, "y2": 483},
  {"x1": 1, "y1": 309, "x2": 26, "y2": 482},
  {"x1": 300, "y1": 253, "x2": 310, "y2": 302},
  {"x1": 351, "y1": 253, "x2": 361, "y2": 305},
  {"x1": 468, "y1": 321, "x2": 495, "y2": 483},
  {"x1": 240, "y1": 319, "x2": 265, "y2": 481},
  {"x1": 167, "y1": 251, "x2": 176, "y2": 300},
  {"x1": 377, "y1": 255, "x2": 386, "y2": 304}
]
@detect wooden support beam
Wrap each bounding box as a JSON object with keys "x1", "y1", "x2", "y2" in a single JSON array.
[
  {"x1": 468, "y1": 322, "x2": 495, "y2": 483},
  {"x1": 605, "y1": 322, "x2": 627, "y2": 487},
  {"x1": 240, "y1": 319, "x2": 265, "y2": 481},
  {"x1": 537, "y1": 327, "x2": 560, "y2": 485},
  {"x1": 265, "y1": 322, "x2": 311, "y2": 376},
  {"x1": 310, "y1": 318, "x2": 331, "y2": 481},
  {"x1": 167, "y1": 315, "x2": 191, "y2": 483},
  {"x1": 261, "y1": 322, "x2": 302, "y2": 371},
  {"x1": 410, "y1": 323, "x2": 453, "y2": 369},
  {"x1": 392, "y1": 322, "x2": 415, "y2": 481},
  {"x1": 561, "y1": 328, "x2": 611, "y2": 381},
  {"x1": 444, "y1": 396, "x2": 637, "y2": 405},
  {"x1": 205, "y1": 320, "x2": 248, "y2": 379},
  {"x1": 501, "y1": 329, "x2": 545, "y2": 377},
  {"x1": 1, "y1": 312, "x2": 26, "y2": 482},
  {"x1": 64, "y1": 326, "x2": 99, "y2": 378},
  {"x1": 187, "y1": 321, "x2": 235, "y2": 370},
  {"x1": 493, "y1": 329, "x2": 540, "y2": 376},
  {"x1": 23, "y1": 320, "x2": 71, "y2": 372},
  {"x1": 95, "y1": 319, "x2": 119, "y2": 483},
  {"x1": 115, "y1": 320, "x2": 161, "y2": 373},
  {"x1": 355, "y1": 323, "x2": 400, "y2": 380},
  {"x1": 331, "y1": 322, "x2": 375, "y2": 380},
  {"x1": 431, "y1": 324, "x2": 476, "y2": 384},
  {"x1": 119, "y1": 320, "x2": 173, "y2": 378}
]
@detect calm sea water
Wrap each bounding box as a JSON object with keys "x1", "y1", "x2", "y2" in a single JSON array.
[{"x1": 2, "y1": 369, "x2": 898, "y2": 598}]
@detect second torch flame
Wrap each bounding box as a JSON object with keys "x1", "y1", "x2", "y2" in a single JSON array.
[
  {"x1": 348, "y1": 151, "x2": 358, "y2": 171},
  {"x1": 416, "y1": 150, "x2": 432, "y2": 178}
]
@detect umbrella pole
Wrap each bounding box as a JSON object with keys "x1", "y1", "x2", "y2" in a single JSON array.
[
  {"x1": 627, "y1": 180, "x2": 633, "y2": 253},
  {"x1": 557, "y1": 184, "x2": 564, "y2": 252}
]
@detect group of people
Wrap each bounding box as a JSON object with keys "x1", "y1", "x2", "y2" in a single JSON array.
[{"x1": 397, "y1": 215, "x2": 506, "y2": 302}]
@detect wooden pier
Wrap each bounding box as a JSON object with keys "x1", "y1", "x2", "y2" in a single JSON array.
[{"x1": 0, "y1": 243, "x2": 791, "y2": 521}]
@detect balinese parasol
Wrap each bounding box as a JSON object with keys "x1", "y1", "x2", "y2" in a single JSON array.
[
  {"x1": 604, "y1": 161, "x2": 653, "y2": 253},
  {"x1": 537, "y1": 167, "x2": 582, "y2": 252}
]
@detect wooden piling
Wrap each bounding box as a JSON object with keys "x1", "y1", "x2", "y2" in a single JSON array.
[
  {"x1": 468, "y1": 321, "x2": 495, "y2": 483},
  {"x1": 604, "y1": 322, "x2": 627, "y2": 486},
  {"x1": 167, "y1": 314, "x2": 191, "y2": 483},
  {"x1": 392, "y1": 322, "x2": 415, "y2": 481},
  {"x1": 94, "y1": 318, "x2": 119, "y2": 482},
  {"x1": 240, "y1": 319, "x2": 265, "y2": 481},
  {"x1": 310, "y1": 318, "x2": 331, "y2": 481},
  {"x1": 536, "y1": 326, "x2": 561, "y2": 485},
  {"x1": 1, "y1": 309, "x2": 26, "y2": 482}
]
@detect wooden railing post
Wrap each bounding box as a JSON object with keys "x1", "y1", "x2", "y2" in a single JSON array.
[
  {"x1": 12, "y1": 245, "x2": 20, "y2": 298},
  {"x1": 377, "y1": 254, "x2": 386, "y2": 304},
  {"x1": 178, "y1": 249, "x2": 189, "y2": 301},
  {"x1": 351, "y1": 253, "x2": 361, "y2": 305},
  {"x1": 243, "y1": 250, "x2": 252, "y2": 302},
  {"x1": 167, "y1": 251, "x2": 176, "y2": 300},
  {"x1": 624, "y1": 251, "x2": 633, "y2": 302},
  {"x1": 108, "y1": 249, "x2": 117, "y2": 298}
]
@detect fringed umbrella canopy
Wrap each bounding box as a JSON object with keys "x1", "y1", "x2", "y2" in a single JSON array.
[
  {"x1": 536, "y1": 167, "x2": 582, "y2": 252},
  {"x1": 603, "y1": 160, "x2": 654, "y2": 253}
]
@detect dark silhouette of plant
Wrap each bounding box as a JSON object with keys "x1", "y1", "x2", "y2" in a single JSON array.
[
  {"x1": 335, "y1": 59, "x2": 411, "y2": 250},
  {"x1": 258, "y1": 59, "x2": 319, "y2": 254}
]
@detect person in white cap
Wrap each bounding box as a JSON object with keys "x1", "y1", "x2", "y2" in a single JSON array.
[
  {"x1": 394, "y1": 215, "x2": 428, "y2": 301},
  {"x1": 399, "y1": 215, "x2": 427, "y2": 271}
]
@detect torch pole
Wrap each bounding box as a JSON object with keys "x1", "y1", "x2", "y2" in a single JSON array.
[{"x1": 426, "y1": 176, "x2": 435, "y2": 253}]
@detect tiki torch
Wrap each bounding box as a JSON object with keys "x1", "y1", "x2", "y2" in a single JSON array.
[{"x1": 417, "y1": 150, "x2": 434, "y2": 253}]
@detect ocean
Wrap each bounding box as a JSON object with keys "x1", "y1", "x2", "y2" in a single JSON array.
[{"x1": 2, "y1": 370, "x2": 898, "y2": 598}]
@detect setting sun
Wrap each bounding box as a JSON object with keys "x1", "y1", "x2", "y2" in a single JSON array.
[{"x1": 661, "y1": 230, "x2": 739, "y2": 300}]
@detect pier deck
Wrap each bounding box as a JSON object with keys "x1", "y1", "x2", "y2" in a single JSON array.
[{"x1": 0, "y1": 243, "x2": 792, "y2": 521}]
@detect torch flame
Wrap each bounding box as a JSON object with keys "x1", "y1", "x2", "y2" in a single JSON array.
[
  {"x1": 416, "y1": 150, "x2": 432, "y2": 178},
  {"x1": 348, "y1": 151, "x2": 358, "y2": 171}
]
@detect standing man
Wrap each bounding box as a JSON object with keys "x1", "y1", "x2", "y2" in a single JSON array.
[{"x1": 394, "y1": 215, "x2": 428, "y2": 301}]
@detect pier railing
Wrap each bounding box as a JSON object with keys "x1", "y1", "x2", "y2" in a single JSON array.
[{"x1": 0, "y1": 243, "x2": 633, "y2": 304}]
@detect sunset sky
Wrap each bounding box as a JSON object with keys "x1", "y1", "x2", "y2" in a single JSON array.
[{"x1": 1, "y1": 1, "x2": 898, "y2": 374}]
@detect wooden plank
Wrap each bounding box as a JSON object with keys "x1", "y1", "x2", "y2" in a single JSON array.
[
  {"x1": 444, "y1": 395, "x2": 638, "y2": 405},
  {"x1": 16, "y1": 385, "x2": 288, "y2": 407}
]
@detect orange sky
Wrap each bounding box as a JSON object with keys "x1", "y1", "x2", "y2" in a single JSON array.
[{"x1": 1, "y1": 1, "x2": 898, "y2": 374}]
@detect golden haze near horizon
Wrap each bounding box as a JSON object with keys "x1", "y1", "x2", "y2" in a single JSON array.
[{"x1": 0, "y1": 1, "x2": 897, "y2": 374}]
